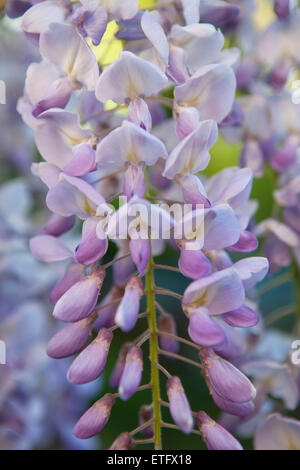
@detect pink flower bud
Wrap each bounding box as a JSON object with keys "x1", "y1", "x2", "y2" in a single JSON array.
[
  {"x1": 158, "y1": 313, "x2": 179, "y2": 354},
  {"x1": 67, "y1": 328, "x2": 113, "y2": 384},
  {"x1": 167, "y1": 376, "x2": 194, "y2": 434},
  {"x1": 109, "y1": 432, "x2": 133, "y2": 450},
  {"x1": 211, "y1": 389, "x2": 255, "y2": 417},
  {"x1": 73, "y1": 394, "x2": 115, "y2": 439},
  {"x1": 47, "y1": 313, "x2": 96, "y2": 359},
  {"x1": 119, "y1": 345, "x2": 143, "y2": 401},
  {"x1": 115, "y1": 276, "x2": 143, "y2": 332},
  {"x1": 196, "y1": 411, "x2": 243, "y2": 450},
  {"x1": 50, "y1": 262, "x2": 86, "y2": 305},
  {"x1": 129, "y1": 238, "x2": 150, "y2": 275},
  {"x1": 110, "y1": 342, "x2": 132, "y2": 389},
  {"x1": 41, "y1": 214, "x2": 75, "y2": 237},
  {"x1": 139, "y1": 405, "x2": 154, "y2": 438},
  {"x1": 199, "y1": 349, "x2": 256, "y2": 404},
  {"x1": 94, "y1": 285, "x2": 124, "y2": 330},
  {"x1": 53, "y1": 269, "x2": 105, "y2": 322}
]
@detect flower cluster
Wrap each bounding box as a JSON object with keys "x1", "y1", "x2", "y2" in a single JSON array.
[{"x1": 3, "y1": 0, "x2": 299, "y2": 450}]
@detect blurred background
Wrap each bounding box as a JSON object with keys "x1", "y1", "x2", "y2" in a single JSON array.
[{"x1": 0, "y1": 0, "x2": 300, "y2": 450}]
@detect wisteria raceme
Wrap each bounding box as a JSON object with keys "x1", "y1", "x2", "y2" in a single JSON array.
[{"x1": 3, "y1": 0, "x2": 300, "y2": 452}]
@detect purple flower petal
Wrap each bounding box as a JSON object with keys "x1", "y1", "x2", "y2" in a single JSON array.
[
  {"x1": 188, "y1": 307, "x2": 226, "y2": 347},
  {"x1": 196, "y1": 411, "x2": 243, "y2": 450},
  {"x1": 167, "y1": 376, "x2": 194, "y2": 434},
  {"x1": 119, "y1": 345, "x2": 143, "y2": 401},
  {"x1": 30, "y1": 235, "x2": 72, "y2": 263},
  {"x1": 67, "y1": 328, "x2": 112, "y2": 384},
  {"x1": 53, "y1": 270, "x2": 105, "y2": 322},
  {"x1": 73, "y1": 394, "x2": 115, "y2": 439}
]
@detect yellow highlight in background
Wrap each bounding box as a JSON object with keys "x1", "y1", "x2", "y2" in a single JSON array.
[
  {"x1": 253, "y1": 0, "x2": 275, "y2": 30},
  {"x1": 90, "y1": 21, "x2": 123, "y2": 67},
  {"x1": 139, "y1": 0, "x2": 157, "y2": 8}
]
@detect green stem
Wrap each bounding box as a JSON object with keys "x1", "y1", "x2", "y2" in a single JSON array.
[{"x1": 146, "y1": 251, "x2": 162, "y2": 450}]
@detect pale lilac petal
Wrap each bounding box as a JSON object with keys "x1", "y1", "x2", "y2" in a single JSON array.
[
  {"x1": 25, "y1": 61, "x2": 61, "y2": 110},
  {"x1": 175, "y1": 64, "x2": 236, "y2": 123},
  {"x1": 41, "y1": 214, "x2": 75, "y2": 237},
  {"x1": 128, "y1": 98, "x2": 152, "y2": 132},
  {"x1": 71, "y1": 0, "x2": 108, "y2": 46},
  {"x1": 242, "y1": 361, "x2": 299, "y2": 410},
  {"x1": 176, "y1": 107, "x2": 200, "y2": 141},
  {"x1": 240, "y1": 140, "x2": 264, "y2": 178},
  {"x1": 40, "y1": 23, "x2": 99, "y2": 90},
  {"x1": 227, "y1": 230, "x2": 258, "y2": 253},
  {"x1": 32, "y1": 77, "x2": 73, "y2": 117},
  {"x1": 96, "y1": 120, "x2": 168, "y2": 167},
  {"x1": 183, "y1": 268, "x2": 245, "y2": 316},
  {"x1": 64, "y1": 144, "x2": 96, "y2": 177},
  {"x1": 123, "y1": 164, "x2": 146, "y2": 199},
  {"x1": 188, "y1": 307, "x2": 226, "y2": 347},
  {"x1": 34, "y1": 109, "x2": 91, "y2": 168},
  {"x1": 34, "y1": 162, "x2": 60, "y2": 189},
  {"x1": 170, "y1": 23, "x2": 224, "y2": 72},
  {"x1": 163, "y1": 120, "x2": 218, "y2": 179},
  {"x1": 104, "y1": 0, "x2": 139, "y2": 20},
  {"x1": 21, "y1": 1, "x2": 66, "y2": 37},
  {"x1": 181, "y1": 0, "x2": 200, "y2": 25},
  {"x1": 233, "y1": 257, "x2": 269, "y2": 291},
  {"x1": 255, "y1": 414, "x2": 300, "y2": 450},
  {"x1": 47, "y1": 175, "x2": 106, "y2": 218},
  {"x1": 203, "y1": 204, "x2": 241, "y2": 251},
  {"x1": 223, "y1": 305, "x2": 259, "y2": 328},
  {"x1": 275, "y1": 176, "x2": 300, "y2": 207},
  {"x1": 95, "y1": 51, "x2": 168, "y2": 103},
  {"x1": 179, "y1": 248, "x2": 211, "y2": 280},
  {"x1": 75, "y1": 217, "x2": 108, "y2": 265},
  {"x1": 30, "y1": 235, "x2": 72, "y2": 262},
  {"x1": 141, "y1": 10, "x2": 169, "y2": 66},
  {"x1": 178, "y1": 174, "x2": 211, "y2": 207},
  {"x1": 167, "y1": 45, "x2": 189, "y2": 84}
]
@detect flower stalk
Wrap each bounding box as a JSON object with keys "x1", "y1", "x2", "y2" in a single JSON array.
[{"x1": 146, "y1": 249, "x2": 162, "y2": 450}]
